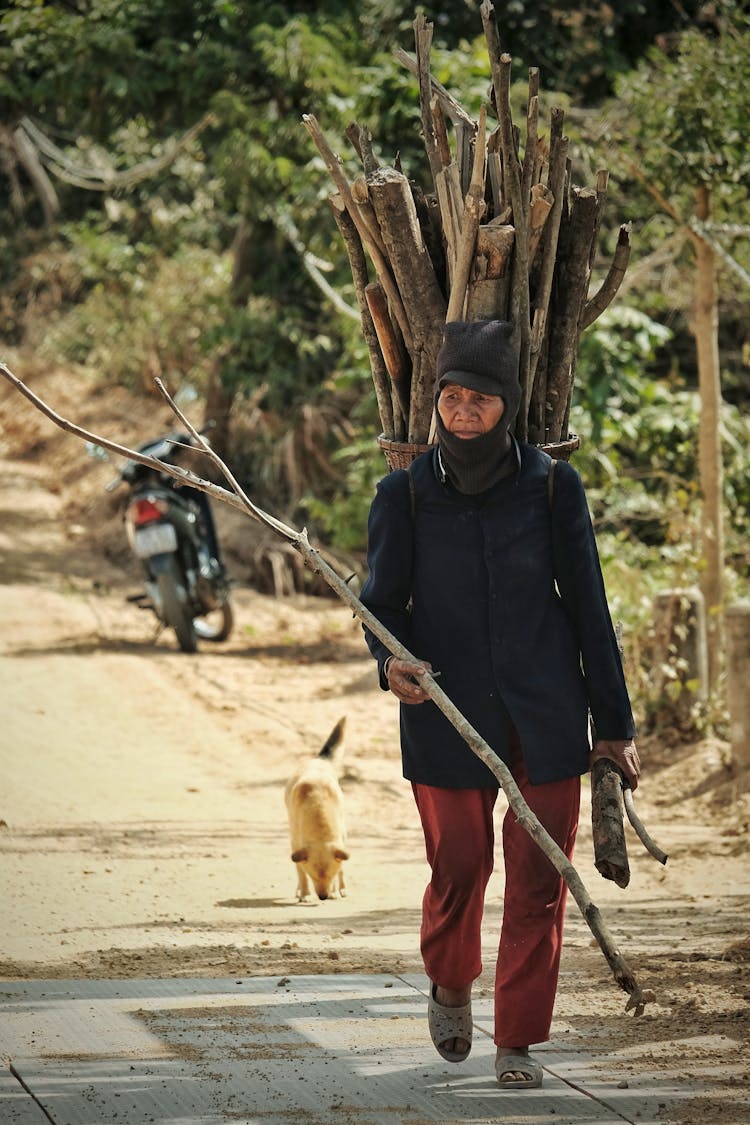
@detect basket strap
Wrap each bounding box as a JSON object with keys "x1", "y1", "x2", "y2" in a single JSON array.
[{"x1": 547, "y1": 457, "x2": 557, "y2": 510}]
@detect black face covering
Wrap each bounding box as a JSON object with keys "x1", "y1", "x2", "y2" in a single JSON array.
[{"x1": 435, "y1": 409, "x2": 514, "y2": 495}]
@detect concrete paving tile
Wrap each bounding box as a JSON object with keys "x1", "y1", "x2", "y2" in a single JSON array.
[{"x1": 0, "y1": 975, "x2": 722, "y2": 1124}]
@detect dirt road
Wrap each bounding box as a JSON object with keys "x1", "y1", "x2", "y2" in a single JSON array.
[{"x1": 1, "y1": 364, "x2": 749, "y2": 1123}]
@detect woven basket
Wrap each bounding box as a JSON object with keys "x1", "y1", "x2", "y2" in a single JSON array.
[
  {"x1": 378, "y1": 432, "x2": 580, "y2": 470},
  {"x1": 377, "y1": 434, "x2": 434, "y2": 471},
  {"x1": 538, "y1": 433, "x2": 580, "y2": 462}
]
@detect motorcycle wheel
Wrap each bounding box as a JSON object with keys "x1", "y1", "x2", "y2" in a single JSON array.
[
  {"x1": 157, "y1": 568, "x2": 198, "y2": 653},
  {"x1": 194, "y1": 598, "x2": 234, "y2": 643}
]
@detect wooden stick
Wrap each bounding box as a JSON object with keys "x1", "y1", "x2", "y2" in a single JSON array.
[
  {"x1": 465, "y1": 222, "x2": 514, "y2": 320},
  {"x1": 365, "y1": 281, "x2": 411, "y2": 424},
  {"x1": 435, "y1": 162, "x2": 464, "y2": 282},
  {"x1": 580, "y1": 223, "x2": 632, "y2": 329},
  {"x1": 344, "y1": 121, "x2": 365, "y2": 165},
  {"x1": 527, "y1": 115, "x2": 570, "y2": 443},
  {"x1": 529, "y1": 112, "x2": 568, "y2": 371},
  {"x1": 0, "y1": 358, "x2": 653, "y2": 1017},
  {"x1": 545, "y1": 186, "x2": 598, "y2": 440},
  {"x1": 411, "y1": 181, "x2": 447, "y2": 298},
  {"x1": 392, "y1": 46, "x2": 475, "y2": 131},
  {"x1": 487, "y1": 149, "x2": 504, "y2": 216},
  {"x1": 328, "y1": 196, "x2": 396, "y2": 440},
  {"x1": 521, "y1": 73, "x2": 539, "y2": 220},
  {"x1": 496, "y1": 51, "x2": 531, "y2": 437},
  {"x1": 413, "y1": 13, "x2": 443, "y2": 189},
  {"x1": 302, "y1": 114, "x2": 413, "y2": 352},
  {"x1": 446, "y1": 105, "x2": 488, "y2": 322},
  {"x1": 589, "y1": 167, "x2": 609, "y2": 269},
  {"x1": 528, "y1": 181, "x2": 554, "y2": 267},
  {"x1": 431, "y1": 94, "x2": 452, "y2": 169},
  {"x1": 366, "y1": 165, "x2": 447, "y2": 441},
  {"x1": 591, "y1": 759, "x2": 631, "y2": 888},
  {"x1": 624, "y1": 789, "x2": 669, "y2": 865},
  {"x1": 455, "y1": 118, "x2": 475, "y2": 199}
]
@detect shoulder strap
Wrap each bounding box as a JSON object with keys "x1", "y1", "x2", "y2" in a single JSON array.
[
  {"x1": 407, "y1": 462, "x2": 416, "y2": 519},
  {"x1": 547, "y1": 457, "x2": 557, "y2": 511}
]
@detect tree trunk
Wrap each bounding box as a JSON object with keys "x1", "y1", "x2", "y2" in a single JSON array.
[{"x1": 690, "y1": 186, "x2": 724, "y2": 694}]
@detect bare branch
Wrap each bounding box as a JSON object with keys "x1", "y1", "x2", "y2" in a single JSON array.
[
  {"x1": 393, "y1": 47, "x2": 475, "y2": 130},
  {"x1": 580, "y1": 223, "x2": 632, "y2": 329},
  {"x1": 624, "y1": 789, "x2": 669, "y2": 865},
  {"x1": 19, "y1": 113, "x2": 217, "y2": 192}
]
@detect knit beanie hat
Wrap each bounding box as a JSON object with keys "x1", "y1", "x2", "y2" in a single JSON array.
[{"x1": 436, "y1": 319, "x2": 521, "y2": 429}]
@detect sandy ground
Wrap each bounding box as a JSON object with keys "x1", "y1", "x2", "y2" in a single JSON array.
[{"x1": 1, "y1": 364, "x2": 749, "y2": 1123}]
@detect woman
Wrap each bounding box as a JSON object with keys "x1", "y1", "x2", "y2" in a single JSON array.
[{"x1": 360, "y1": 319, "x2": 639, "y2": 1089}]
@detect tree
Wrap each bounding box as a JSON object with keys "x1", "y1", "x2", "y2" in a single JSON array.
[{"x1": 603, "y1": 3, "x2": 750, "y2": 693}]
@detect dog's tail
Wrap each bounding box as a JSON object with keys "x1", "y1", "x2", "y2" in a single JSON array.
[{"x1": 319, "y1": 716, "x2": 346, "y2": 762}]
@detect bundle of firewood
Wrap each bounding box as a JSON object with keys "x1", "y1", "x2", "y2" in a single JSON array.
[{"x1": 303, "y1": 1, "x2": 631, "y2": 462}]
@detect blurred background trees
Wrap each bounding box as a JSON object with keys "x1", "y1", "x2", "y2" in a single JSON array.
[{"x1": 1, "y1": 0, "x2": 748, "y2": 726}]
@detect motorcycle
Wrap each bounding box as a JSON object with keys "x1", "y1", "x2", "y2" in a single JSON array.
[{"x1": 108, "y1": 431, "x2": 234, "y2": 653}]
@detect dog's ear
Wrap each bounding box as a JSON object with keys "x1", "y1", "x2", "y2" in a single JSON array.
[
  {"x1": 333, "y1": 848, "x2": 350, "y2": 862},
  {"x1": 291, "y1": 848, "x2": 308, "y2": 863}
]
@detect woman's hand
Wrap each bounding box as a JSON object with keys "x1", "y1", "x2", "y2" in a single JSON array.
[
  {"x1": 590, "y1": 739, "x2": 641, "y2": 791},
  {"x1": 384, "y1": 656, "x2": 433, "y2": 704}
]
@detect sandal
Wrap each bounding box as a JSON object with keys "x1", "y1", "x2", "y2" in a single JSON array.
[
  {"x1": 427, "y1": 982, "x2": 473, "y2": 1063},
  {"x1": 495, "y1": 1052, "x2": 543, "y2": 1089}
]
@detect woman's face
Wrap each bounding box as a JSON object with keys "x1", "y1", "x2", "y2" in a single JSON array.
[{"x1": 437, "y1": 383, "x2": 505, "y2": 439}]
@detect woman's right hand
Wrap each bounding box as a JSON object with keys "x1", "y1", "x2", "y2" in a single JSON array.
[{"x1": 384, "y1": 656, "x2": 433, "y2": 704}]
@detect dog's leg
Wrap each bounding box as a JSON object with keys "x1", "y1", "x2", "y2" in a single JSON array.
[{"x1": 295, "y1": 864, "x2": 311, "y2": 901}]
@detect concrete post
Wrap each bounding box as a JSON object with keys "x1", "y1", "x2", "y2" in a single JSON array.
[
  {"x1": 726, "y1": 601, "x2": 750, "y2": 770},
  {"x1": 651, "y1": 588, "x2": 708, "y2": 727}
]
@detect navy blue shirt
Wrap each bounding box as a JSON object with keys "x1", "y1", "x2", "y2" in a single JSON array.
[{"x1": 361, "y1": 442, "x2": 635, "y2": 788}]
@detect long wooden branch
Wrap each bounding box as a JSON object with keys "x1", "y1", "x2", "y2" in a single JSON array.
[{"x1": 0, "y1": 359, "x2": 653, "y2": 1016}]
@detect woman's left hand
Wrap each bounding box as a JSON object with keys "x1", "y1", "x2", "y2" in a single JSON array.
[{"x1": 590, "y1": 739, "x2": 641, "y2": 791}]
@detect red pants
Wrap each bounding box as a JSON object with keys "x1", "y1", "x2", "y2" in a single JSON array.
[{"x1": 412, "y1": 753, "x2": 580, "y2": 1047}]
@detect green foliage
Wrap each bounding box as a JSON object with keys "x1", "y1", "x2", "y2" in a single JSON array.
[
  {"x1": 571, "y1": 307, "x2": 750, "y2": 574},
  {"x1": 34, "y1": 234, "x2": 228, "y2": 386},
  {"x1": 607, "y1": 4, "x2": 750, "y2": 206},
  {"x1": 303, "y1": 435, "x2": 384, "y2": 553},
  {"x1": 574, "y1": 306, "x2": 672, "y2": 443},
  {"x1": 201, "y1": 294, "x2": 344, "y2": 411}
]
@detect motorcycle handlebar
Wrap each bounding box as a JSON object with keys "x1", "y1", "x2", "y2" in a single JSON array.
[{"x1": 110, "y1": 428, "x2": 214, "y2": 485}]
